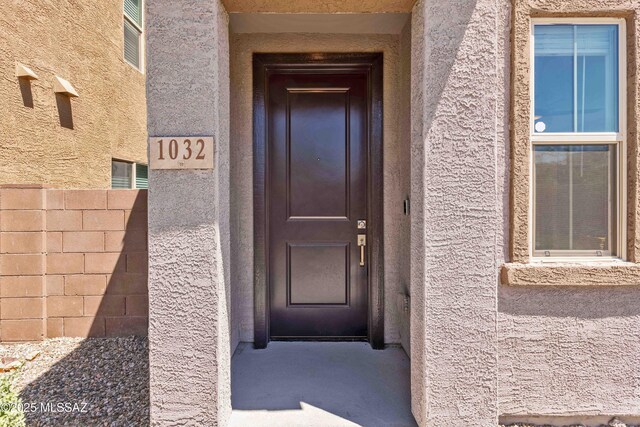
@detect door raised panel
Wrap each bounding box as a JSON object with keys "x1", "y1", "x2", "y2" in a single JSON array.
[
  {"x1": 288, "y1": 243, "x2": 349, "y2": 306},
  {"x1": 287, "y1": 89, "x2": 349, "y2": 220}
]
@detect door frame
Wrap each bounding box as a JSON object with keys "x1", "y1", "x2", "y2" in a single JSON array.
[{"x1": 253, "y1": 52, "x2": 384, "y2": 349}]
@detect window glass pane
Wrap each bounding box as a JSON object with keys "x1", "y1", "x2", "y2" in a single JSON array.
[
  {"x1": 124, "y1": 19, "x2": 141, "y2": 69},
  {"x1": 534, "y1": 24, "x2": 619, "y2": 133},
  {"x1": 534, "y1": 145, "x2": 616, "y2": 254},
  {"x1": 135, "y1": 164, "x2": 148, "y2": 189},
  {"x1": 534, "y1": 25, "x2": 574, "y2": 133},
  {"x1": 112, "y1": 160, "x2": 132, "y2": 189},
  {"x1": 576, "y1": 25, "x2": 618, "y2": 132},
  {"x1": 124, "y1": 0, "x2": 142, "y2": 27}
]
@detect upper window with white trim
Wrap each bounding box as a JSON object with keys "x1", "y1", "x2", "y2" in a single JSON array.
[
  {"x1": 124, "y1": 0, "x2": 143, "y2": 70},
  {"x1": 531, "y1": 19, "x2": 626, "y2": 259}
]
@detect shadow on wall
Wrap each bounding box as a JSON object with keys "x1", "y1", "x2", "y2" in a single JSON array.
[
  {"x1": 416, "y1": 0, "x2": 482, "y2": 137},
  {"x1": 18, "y1": 78, "x2": 34, "y2": 108},
  {"x1": 498, "y1": 285, "x2": 640, "y2": 319},
  {"x1": 20, "y1": 192, "x2": 150, "y2": 424},
  {"x1": 55, "y1": 93, "x2": 73, "y2": 129}
]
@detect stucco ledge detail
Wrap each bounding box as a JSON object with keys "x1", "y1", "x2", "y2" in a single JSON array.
[{"x1": 501, "y1": 262, "x2": 640, "y2": 286}]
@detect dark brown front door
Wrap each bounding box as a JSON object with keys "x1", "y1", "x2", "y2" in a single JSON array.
[
  {"x1": 267, "y1": 68, "x2": 369, "y2": 339},
  {"x1": 254, "y1": 53, "x2": 384, "y2": 348}
]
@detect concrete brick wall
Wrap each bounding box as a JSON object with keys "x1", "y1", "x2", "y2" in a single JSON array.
[
  {"x1": 0, "y1": 185, "x2": 148, "y2": 341},
  {"x1": 0, "y1": 185, "x2": 47, "y2": 341}
]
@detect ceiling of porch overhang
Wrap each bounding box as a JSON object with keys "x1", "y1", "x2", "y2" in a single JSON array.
[
  {"x1": 229, "y1": 13, "x2": 410, "y2": 34},
  {"x1": 221, "y1": 0, "x2": 417, "y2": 13}
]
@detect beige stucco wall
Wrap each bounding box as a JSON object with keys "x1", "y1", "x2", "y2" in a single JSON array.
[
  {"x1": 409, "y1": 0, "x2": 509, "y2": 424},
  {"x1": 499, "y1": 286, "x2": 640, "y2": 419},
  {"x1": 229, "y1": 31, "x2": 412, "y2": 351},
  {"x1": 146, "y1": 0, "x2": 232, "y2": 424},
  {"x1": 500, "y1": 0, "x2": 640, "y2": 421},
  {"x1": 0, "y1": 0, "x2": 147, "y2": 189},
  {"x1": 142, "y1": 0, "x2": 640, "y2": 424}
]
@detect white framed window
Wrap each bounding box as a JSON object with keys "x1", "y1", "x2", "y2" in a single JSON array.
[
  {"x1": 111, "y1": 159, "x2": 148, "y2": 189},
  {"x1": 123, "y1": 0, "x2": 143, "y2": 70},
  {"x1": 530, "y1": 18, "x2": 627, "y2": 260}
]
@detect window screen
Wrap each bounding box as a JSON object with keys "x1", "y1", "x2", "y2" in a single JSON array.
[
  {"x1": 534, "y1": 145, "x2": 616, "y2": 255},
  {"x1": 124, "y1": 19, "x2": 141, "y2": 69}
]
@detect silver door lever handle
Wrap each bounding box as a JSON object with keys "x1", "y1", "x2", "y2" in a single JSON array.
[{"x1": 357, "y1": 234, "x2": 366, "y2": 267}]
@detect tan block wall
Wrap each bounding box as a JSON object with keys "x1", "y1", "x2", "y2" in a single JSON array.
[
  {"x1": 0, "y1": 0, "x2": 147, "y2": 188},
  {"x1": 0, "y1": 186, "x2": 148, "y2": 341},
  {"x1": 0, "y1": 185, "x2": 46, "y2": 341}
]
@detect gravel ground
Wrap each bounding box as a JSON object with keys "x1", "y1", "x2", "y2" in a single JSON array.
[{"x1": 0, "y1": 337, "x2": 149, "y2": 426}]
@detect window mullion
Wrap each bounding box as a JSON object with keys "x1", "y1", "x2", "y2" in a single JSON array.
[
  {"x1": 573, "y1": 25, "x2": 578, "y2": 133},
  {"x1": 124, "y1": 14, "x2": 143, "y2": 33},
  {"x1": 531, "y1": 133, "x2": 622, "y2": 143}
]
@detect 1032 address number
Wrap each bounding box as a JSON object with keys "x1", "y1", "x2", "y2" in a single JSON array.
[{"x1": 149, "y1": 136, "x2": 214, "y2": 170}]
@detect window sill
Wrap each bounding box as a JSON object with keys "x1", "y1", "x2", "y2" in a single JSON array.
[{"x1": 501, "y1": 261, "x2": 640, "y2": 286}]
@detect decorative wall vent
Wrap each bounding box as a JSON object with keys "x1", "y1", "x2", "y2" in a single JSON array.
[
  {"x1": 53, "y1": 76, "x2": 79, "y2": 97},
  {"x1": 15, "y1": 63, "x2": 38, "y2": 79}
]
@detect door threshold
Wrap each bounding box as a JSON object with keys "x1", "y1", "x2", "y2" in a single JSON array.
[{"x1": 270, "y1": 336, "x2": 368, "y2": 342}]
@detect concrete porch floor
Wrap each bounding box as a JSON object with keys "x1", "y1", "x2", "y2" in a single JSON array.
[{"x1": 230, "y1": 341, "x2": 416, "y2": 427}]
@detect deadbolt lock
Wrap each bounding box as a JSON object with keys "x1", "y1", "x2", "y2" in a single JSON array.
[
  {"x1": 357, "y1": 234, "x2": 366, "y2": 267},
  {"x1": 357, "y1": 220, "x2": 366, "y2": 229}
]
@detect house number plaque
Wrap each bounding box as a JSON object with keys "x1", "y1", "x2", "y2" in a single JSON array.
[{"x1": 149, "y1": 136, "x2": 214, "y2": 170}]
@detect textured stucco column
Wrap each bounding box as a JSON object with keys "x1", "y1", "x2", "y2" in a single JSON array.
[
  {"x1": 410, "y1": 0, "x2": 509, "y2": 425},
  {"x1": 146, "y1": 1, "x2": 231, "y2": 425}
]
